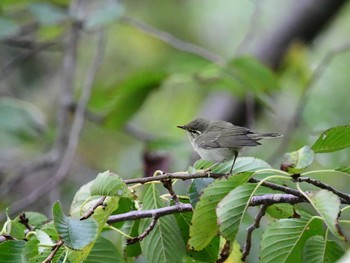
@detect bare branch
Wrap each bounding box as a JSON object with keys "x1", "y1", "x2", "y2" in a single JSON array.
[
  {"x1": 127, "y1": 214, "x2": 158, "y2": 244},
  {"x1": 242, "y1": 205, "x2": 267, "y2": 261},
  {"x1": 107, "y1": 203, "x2": 193, "y2": 224},
  {"x1": 43, "y1": 240, "x2": 64, "y2": 263},
  {"x1": 120, "y1": 16, "x2": 224, "y2": 64},
  {"x1": 80, "y1": 196, "x2": 107, "y2": 220},
  {"x1": 162, "y1": 179, "x2": 179, "y2": 204},
  {"x1": 216, "y1": 240, "x2": 231, "y2": 263},
  {"x1": 298, "y1": 176, "x2": 350, "y2": 202},
  {"x1": 250, "y1": 193, "x2": 304, "y2": 206},
  {"x1": 9, "y1": 29, "x2": 106, "y2": 215}
]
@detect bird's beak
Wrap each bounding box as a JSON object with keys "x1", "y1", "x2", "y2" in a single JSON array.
[{"x1": 177, "y1": 125, "x2": 186, "y2": 130}]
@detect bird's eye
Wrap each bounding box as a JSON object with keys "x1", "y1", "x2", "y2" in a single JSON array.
[{"x1": 189, "y1": 129, "x2": 201, "y2": 135}]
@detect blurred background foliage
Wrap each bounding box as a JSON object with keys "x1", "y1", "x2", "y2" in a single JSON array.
[{"x1": 0, "y1": 0, "x2": 350, "y2": 222}]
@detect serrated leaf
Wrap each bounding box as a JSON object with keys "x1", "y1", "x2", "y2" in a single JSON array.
[
  {"x1": 260, "y1": 214, "x2": 323, "y2": 263},
  {"x1": 305, "y1": 190, "x2": 344, "y2": 240},
  {"x1": 216, "y1": 183, "x2": 257, "y2": 242},
  {"x1": 303, "y1": 235, "x2": 344, "y2": 263},
  {"x1": 335, "y1": 166, "x2": 350, "y2": 175},
  {"x1": 23, "y1": 237, "x2": 39, "y2": 261},
  {"x1": 104, "y1": 72, "x2": 166, "y2": 129},
  {"x1": 189, "y1": 178, "x2": 214, "y2": 207},
  {"x1": 193, "y1": 157, "x2": 270, "y2": 174},
  {"x1": 90, "y1": 170, "x2": 132, "y2": 197},
  {"x1": 312, "y1": 125, "x2": 350, "y2": 153},
  {"x1": 84, "y1": 235, "x2": 123, "y2": 263},
  {"x1": 140, "y1": 184, "x2": 185, "y2": 263},
  {"x1": 53, "y1": 201, "x2": 98, "y2": 250},
  {"x1": 281, "y1": 146, "x2": 314, "y2": 173},
  {"x1": 0, "y1": 240, "x2": 26, "y2": 262},
  {"x1": 188, "y1": 172, "x2": 252, "y2": 250}
]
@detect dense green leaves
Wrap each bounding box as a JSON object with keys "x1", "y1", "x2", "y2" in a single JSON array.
[
  {"x1": 260, "y1": 215, "x2": 323, "y2": 263},
  {"x1": 0, "y1": 240, "x2": 26, "y2": 263},
  {"x1": 312, "y1": 125, "x2": 350, "y2": 153},
  {"x1": 53, "y1": 202, "x2": 98, "y2": 250},
  {"x1": 188, "y1": 172, "x2": 252, "y2": 250},
  {"x1": 85, "y1": 236, "x2": 124, "y2": 263},
  {"x1": 140, "y1": 184, "x2": 185, "y2": 263}
]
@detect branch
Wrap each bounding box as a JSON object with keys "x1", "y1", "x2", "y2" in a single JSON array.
[
  {"x1": 43, "y1": 240, "x2": 64, "y2": 263},
  {"x1": 298, "y1": 176, "x2": 350, "y2": 203},
  {"x1": 9, "y1": 28, "x2": 106, "y2": 215},
  {"x1": 216, "y1": 240, "x2": 231, "y2": 263},
  {"x1": 242, "y1": 205, "x2": 267, "y2": 261},
  {"x1": 80, "y1": 196, "x2": 107, "y2": 220},
  {"x1": 127, "y1": 215, "x2": 158, "y2": 244},
  {"x1": 162, "y1": 179, "x2": 179, "y2": 204},
  {"x1": 249, "y1": 193, "x2": 304, "y2": 206},
  {"x1": 107, "y1": 203, "x2": 193, "y2": 224},
  {"x1": 120, "y1": 16, "x2": 224, "y2": 64}
]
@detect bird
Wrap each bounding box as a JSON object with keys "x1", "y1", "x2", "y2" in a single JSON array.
[{"x1": 177, "y1": 118, "x2": 282, "y2": 174}]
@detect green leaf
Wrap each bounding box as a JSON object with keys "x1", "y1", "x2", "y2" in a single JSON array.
[
  {"x1": 0, "y1": 18, "x2": 20, "y2": 39},
  {"x1": 23, "y1": 237, "x2": 39, "y2": 261},
  {"x1": 104, "y1": 72, "x2": 166, "y2": 129},
  {"x1": 28, "y1": 3, "x2": 67, "y2": 25},
  {"x1": 303, "y1": 235, "x2": 344, "y2": 263},
  {"x1": 23, "y1": 212, "x2": 48, "y2": 227},
  {"x1": 85, "y1": 235, "x2": 123, "y2": 263},
  {"x1": 193, "y1": 157, "x2": 270, "y2": 174},
  {"x1": 312, "y1": 125, "x2": 350, "y2": 153},
  {"x1": 123, "y1": 220, "x2": 142, "y2": 258},
  {"x1": 216, "y1": 183, "x2": 257, "y2": 242},
  {"x1": 188, "y1": 172, "x2": 252, "y2": 250},
  {"x1": 140, "y1": 184, "x2": 185, "y2": 263},
  {"x1": 335, "y1": 166, "x2": 350, "y2": 175},
  {"x1": 84, "y1": 1, "x2": 124, "y2": 30},
  {"x1": 305, "y1": 190, "x2": 344, "y2": 240},
  {"x1": 90, "y1": 170, "x2": 132, "y2": 197},
  {"x1": 260, "y1": 214, "x2": 323, "y2": 263},
  {"x1": 266, "y1": 203, "x2": 295, "y2": 219},
  {"x1": 53, "y1": 201, "x2": 98, "y2": 250},
  {"x1": 0, "y1": 240, "x2": 26, "y2": 263},
  {"x1": 281, "y1": 146, "x2": 314, "y2": 173},
  {"x1": 188, "y1": 178, "x2": 213, "y2": 207}
]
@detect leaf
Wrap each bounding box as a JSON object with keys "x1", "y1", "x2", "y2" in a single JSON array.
[
  {"x1": 0, "y1": 18, "x2": 20, "y2": 39},
  {"x1": 305, "y1": 190, "x2": 344, "y2": 240},
  {"x1": 104, "y1": 71, "x2": 166, "y2": 129},
  {"x1": 303, "y1": 235, "x2": 344, "y2": 263},
  {"x1": 140, "y1": 184, "x2": 185, "y2": 263},
  {"x1": 28, "y1": 3, "x2": 67, "y2": 25},
  {"x1": 84, "y1": 1, "x2": 124, "y2": 30},
  {"x1": 260, "y1": 214, "x2": 323, "y2": 263},
  {"x1": 0, "y1": 240, "x2": 25, "y2": 263},
  {"x1": 188, "y1": 172, "x2": 252, "y2": 250},
  {"x1": 266, "y1": 203, "x2": 295, "y2": 219},
  {"x1": 216, "y1": 183, "x2": 257, "y2": 242},
  {"x1": 53, "y1": 201, "x2": 98, "y2": 250},
  {"x1": 84, "y1": 235, "x2": 124, "y2": 263},
  {"x1": 335, "y1": 166, "x2": 350, "y2": 175},
  {"x1": 281, "y1": 146, "x2": 314, "y2": 173},
  {"x1": 193, "y1": 157, "x2": 271, "y2": 174},
  {"x1": 312, "y1": 125, "x2": 350, "y2": 153},
  {"x1": 188, "y1": 178, "x2": 214, "y2": 207},
  {"x1": 90, "y1": 170, "x2": 132, "y2": 197}
]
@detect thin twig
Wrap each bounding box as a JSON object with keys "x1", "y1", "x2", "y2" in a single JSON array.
[
  {"x1": 127, "y1": 214, "x2": 159, "y2": 244},
  {"x1": 43, "y1": 240, "x2": 64, "y2": 263},
  {"x1": 120, "y1": 16, "x2": 224, "y2": 64},
  {"x1": 298, "y1": 177, "x2": 350, "y2": 202},
  {"x1": 161, "y1": 179, "x2": 179, "y2": 204},
  {"x1": 216, "y1": 240, "x2": 231, "y2": 263},
  {"x1": 80, "y1": 196, "x2": 107, "y2": 220},
  {"x1": 9, "y1": 29, "x2": 106, "y2": 215},
  {"x1": 18, "y1": 213, "x2": 33, "y2": 232},
  {"x1": 242, "y1": 205, "x2": 267, "y2": 261},
  {"x1": 249, "y1": 193, "x2": 305, "y2": 206}
]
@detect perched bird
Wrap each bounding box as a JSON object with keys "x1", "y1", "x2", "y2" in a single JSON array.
[{"x1": 177, "y1": 118, "x2": 282, "y2": 174}]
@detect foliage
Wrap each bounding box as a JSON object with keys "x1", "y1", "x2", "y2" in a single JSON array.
[{"x1": 1, "y1": 126, "x2": 350, "y2": 262}]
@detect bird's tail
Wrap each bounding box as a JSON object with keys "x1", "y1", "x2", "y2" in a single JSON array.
[{"x1": 250, "y1": 132, "x2": 283, "y2": 140}]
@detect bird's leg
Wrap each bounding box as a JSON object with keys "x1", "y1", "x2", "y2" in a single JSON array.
[{"x1": 229, "y1": 151, "x2": 238, "y2": 175}]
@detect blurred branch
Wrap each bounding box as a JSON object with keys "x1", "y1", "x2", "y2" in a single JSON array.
[
  {"x1": 120, "y1": 16, "x2": 225, "y2": 64},
  {"x1": 127, "y1": 214, "x2": 159, "y2": 244},
  {"x1": 9, "y1": 27, "x2": 106, "y2": 215},
  {"x1": 269, "y1": 42, "x2": 350, "y2": 162}
]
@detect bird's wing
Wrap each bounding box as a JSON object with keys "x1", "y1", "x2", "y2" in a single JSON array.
[{"x1": 196, "y1": 129, "x2": 260, "y2": 149}]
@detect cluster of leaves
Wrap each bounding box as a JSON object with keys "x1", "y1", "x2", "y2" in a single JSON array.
[{"x1": 0, "y1": 125, "x2": 350, "y2": 262}]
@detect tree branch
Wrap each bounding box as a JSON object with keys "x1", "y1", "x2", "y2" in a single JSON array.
[
  {"x1": 127, "y1": 215, "x2": 159, "y2": 244},
  {"x1": 43, "y1": 240, "x2": 64, "y2": 263}
]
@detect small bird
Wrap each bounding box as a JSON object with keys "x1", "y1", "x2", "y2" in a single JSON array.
[{"x1": 177, "y1": 118, "x2": 282, "y2": 174}]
